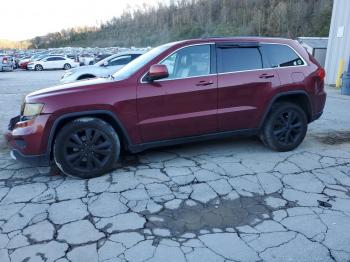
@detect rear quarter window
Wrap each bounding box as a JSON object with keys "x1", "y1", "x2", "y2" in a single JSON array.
[{"x1": 262, "y1": 44, "x2": 305, "y2": 68}]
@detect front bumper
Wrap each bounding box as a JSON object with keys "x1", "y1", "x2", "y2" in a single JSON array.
[{"x1": 6, "y1": 115, "x2": 51, "y2": 167}]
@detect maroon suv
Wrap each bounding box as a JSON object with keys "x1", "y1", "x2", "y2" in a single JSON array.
[{"x1": 6, "y1": 37, "x2": 326, "y2": 178}]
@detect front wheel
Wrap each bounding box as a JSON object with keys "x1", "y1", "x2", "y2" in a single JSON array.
[
  {"x1": 35, "y1": 64, "x2": 43, "y2": 71},
  {"x1": 260, "y1": 102, "x2": 307, "y2": 152},
  {"x1": 53, "y1": 117, "x2": 120, "y2": 178},
  {"x1": 63, "y1": 63, "x2": 71, "y2": 70}
]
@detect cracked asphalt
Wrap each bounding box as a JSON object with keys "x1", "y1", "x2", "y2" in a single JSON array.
[{"x1": 1, "y1": 71, "x2": 350, "y2": 262}]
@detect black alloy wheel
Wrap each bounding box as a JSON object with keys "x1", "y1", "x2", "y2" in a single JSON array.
[
  {"x1": 64, "y1": 128, "x2": 112, "y2": 172},
  {"x1": 54, "y1": 117, "x2": 120, "y2": 178},
  {"x1": 272, "y1": 110, "x2": 303, "y2": 146},
  {"x1": 261, "y1": 102, "x2": 307, "y2": 151}
]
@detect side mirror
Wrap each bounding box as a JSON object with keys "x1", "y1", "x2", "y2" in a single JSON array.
[
  {"x1": 103, "y1": 61, "x2": 109, "y2": 67},
  {"x1": 148, "y1": 64, "x2": 169, "y2": 81}
]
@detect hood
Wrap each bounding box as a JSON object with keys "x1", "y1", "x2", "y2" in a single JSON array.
[
  {"x1": 74, "y1": 64, "x2": 99, "y2": 72},
  {"x1": 27, "y1": 77, "x2": 112, "y2": 99}
]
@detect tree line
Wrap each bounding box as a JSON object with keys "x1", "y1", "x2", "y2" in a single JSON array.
[
  {"x1": 0, "y1": 39, "x2": 30, "y2": 50},
  {"x1": 15, "y1": 0, "x2": 335, "y2": 49}
]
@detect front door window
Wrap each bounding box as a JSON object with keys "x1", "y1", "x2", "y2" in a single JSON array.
[{"x1": 160, "y1": 45, "x2": 211, "y2": 80}]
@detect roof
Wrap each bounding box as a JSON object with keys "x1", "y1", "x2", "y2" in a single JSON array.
[
  {"x1": 298, "y1": 37, "x2": 328, "y2": 49},
  {"x1": 171, "y1": 37, "x2": 297, "y2": 47}
]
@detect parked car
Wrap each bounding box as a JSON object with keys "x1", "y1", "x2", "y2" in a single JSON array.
[
  {"x1": 66, "y1": 54, "x2": 79, "y2": 62},
  {"x1": 60, "y1": 51, "x2": 144, "y2": 84},
  {"x1": 0, "y1": 55, "x2": 15, "y2": 71},
  {"x1": 78, "y1": 54, "x2": 95, "y2": 66},
  {"x1": 20, "y1": 55, "x2": 49, "y2": 70},
  {"x1": 6, "y1": 37, "x2": 326, "y2": 178},
  {"x1": 94, "y1": 54, "x2": 113, "y2": 64},
  {"x1": 27, "y1": 56, "x2": 79, "y2": 71},
  {"x1": 18, "y1": 57, "x2": 32, "y2": 69},
  {"x1": 29, "y1": 54, "x2": 45, "y2": 62}
]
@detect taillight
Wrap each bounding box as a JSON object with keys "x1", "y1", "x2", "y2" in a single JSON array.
[
  {"x1": 3, "y1": 57, "x2": 8, "y2": 64},
  {"x1": 317, "y1": 68, "x2": 326, "y2": 80}
]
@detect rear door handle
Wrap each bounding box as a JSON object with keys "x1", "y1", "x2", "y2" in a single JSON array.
[
  {"x1": 259, "y1": 73, "x2": 275, "y2": 79},
  {"x1": 196, "y1": 80, "x2": 214, "y2": 86}
]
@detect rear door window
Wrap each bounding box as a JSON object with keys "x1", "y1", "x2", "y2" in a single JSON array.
[
  {"x1": 261, "y1": 44, "x2": 305, "y2": 68},
  {"x1": 217, "y1": 47, "x2": 263, "y2": 73}
]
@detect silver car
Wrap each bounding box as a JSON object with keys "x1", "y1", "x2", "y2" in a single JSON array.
[
  {"x1": 0, "y1": 55, "x2": 15, "y2": 72},
  {"x1": 60, "y1": 51, "x2": 145, "y2": 84}
]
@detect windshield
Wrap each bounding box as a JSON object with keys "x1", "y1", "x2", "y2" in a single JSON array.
[{"x1": 112, "y1": 42, "x2": 177, "y2": 81}]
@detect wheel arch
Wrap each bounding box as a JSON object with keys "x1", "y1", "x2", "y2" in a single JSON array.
[
  {"x1": 77, "y1": 74, "x2": 96, "y2": 80},
  {"x1": 47, "y1": 110, "x2": 132, "y2": 158},
  {"x1": 259, "y1": 90, "x2": 313, "y2": 128}
]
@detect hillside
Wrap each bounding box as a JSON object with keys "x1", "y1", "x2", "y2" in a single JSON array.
[
  {"x1": 31, "y1": 0, "x2": 333, "y2": 48},
  {"x1": 0, "y1": 39, "x2": 30, "y2": 49}
]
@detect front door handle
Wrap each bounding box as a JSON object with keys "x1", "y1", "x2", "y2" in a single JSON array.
[
  {"x1": 196, "y1": 80, "x2": 214, "y2": 86},
  {"x1": 259, "y1": 73, "x2": 275, "y2": 79}
]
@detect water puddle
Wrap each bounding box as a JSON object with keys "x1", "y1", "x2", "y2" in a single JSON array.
[
  {"x1": 314, "y1": 131, "x2": 350, "y2": 145},
  {"x1": 144, "y1": 193, "x2": 297, "y2": 240}
]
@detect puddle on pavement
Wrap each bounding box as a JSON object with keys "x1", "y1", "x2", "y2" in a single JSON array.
[
  {"x1": 144, "y1": 193, "x2": 297, "y2": 240},
  {"x1": 314, "y1": 131, "x2": 350, "y2": 145}
]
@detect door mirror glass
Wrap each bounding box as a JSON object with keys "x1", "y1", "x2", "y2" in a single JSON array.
[
  {"x1": 148, "y1": 64, "x2": 169, "y2": 81},
  {"x1": 103, "y1": 61, "x2": 109, "y2": 67}
]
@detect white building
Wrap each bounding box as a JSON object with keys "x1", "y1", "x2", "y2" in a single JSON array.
[{"x1": 325, "y1": 0, "x2": 350, "y2": 85}]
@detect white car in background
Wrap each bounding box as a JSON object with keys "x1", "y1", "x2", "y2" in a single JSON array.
[
  {"x1": 27, "y1": 56, "x2": 79, "y2": 71},
  {"x1": 78, "y1": 54, "x2": 95, "y2": 66},
  {"x1": 60, "y1": 51, "x2": 144, "y2": 84}
]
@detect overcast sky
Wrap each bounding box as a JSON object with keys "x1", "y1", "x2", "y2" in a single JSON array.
[{"x1": 1, "y1": 0, "x2": 164, "y2": 41}]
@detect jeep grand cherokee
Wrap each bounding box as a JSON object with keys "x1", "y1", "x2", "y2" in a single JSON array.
[{"x1": 6, "y1": 37, "x2": 326, "y2": 178}]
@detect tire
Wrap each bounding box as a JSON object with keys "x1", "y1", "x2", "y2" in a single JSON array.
[
  {"x1": 53, "y1": 117, "x2": 120, "y2": 179},
  {"x1": 63, "y1": 63, "x2": 71, "y2": 70},
  {"x1": 35, "y1": 64, "x2": 43, "y2": 71},
  {"x1": 260, "y1": 102, "x2": 307, "y2": 152}
]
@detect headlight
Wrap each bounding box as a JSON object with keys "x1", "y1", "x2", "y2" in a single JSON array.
[{"x1": 22, "y1": 103, "x2": 44, "y2": 118}]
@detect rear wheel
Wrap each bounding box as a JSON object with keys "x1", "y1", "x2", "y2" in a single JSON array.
[
  {"x1": 260, "y1": 102, "x2": 307, "y2": 152},
  {"x1": 53, "y1": 117, "x2": 120, "y2": 178},
  {"x1": 35, "y1": 64, "x2": 43, "y2": 71},
  {"x1": 63, "y1": 63, "x2": 71, "y2": 70}
]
